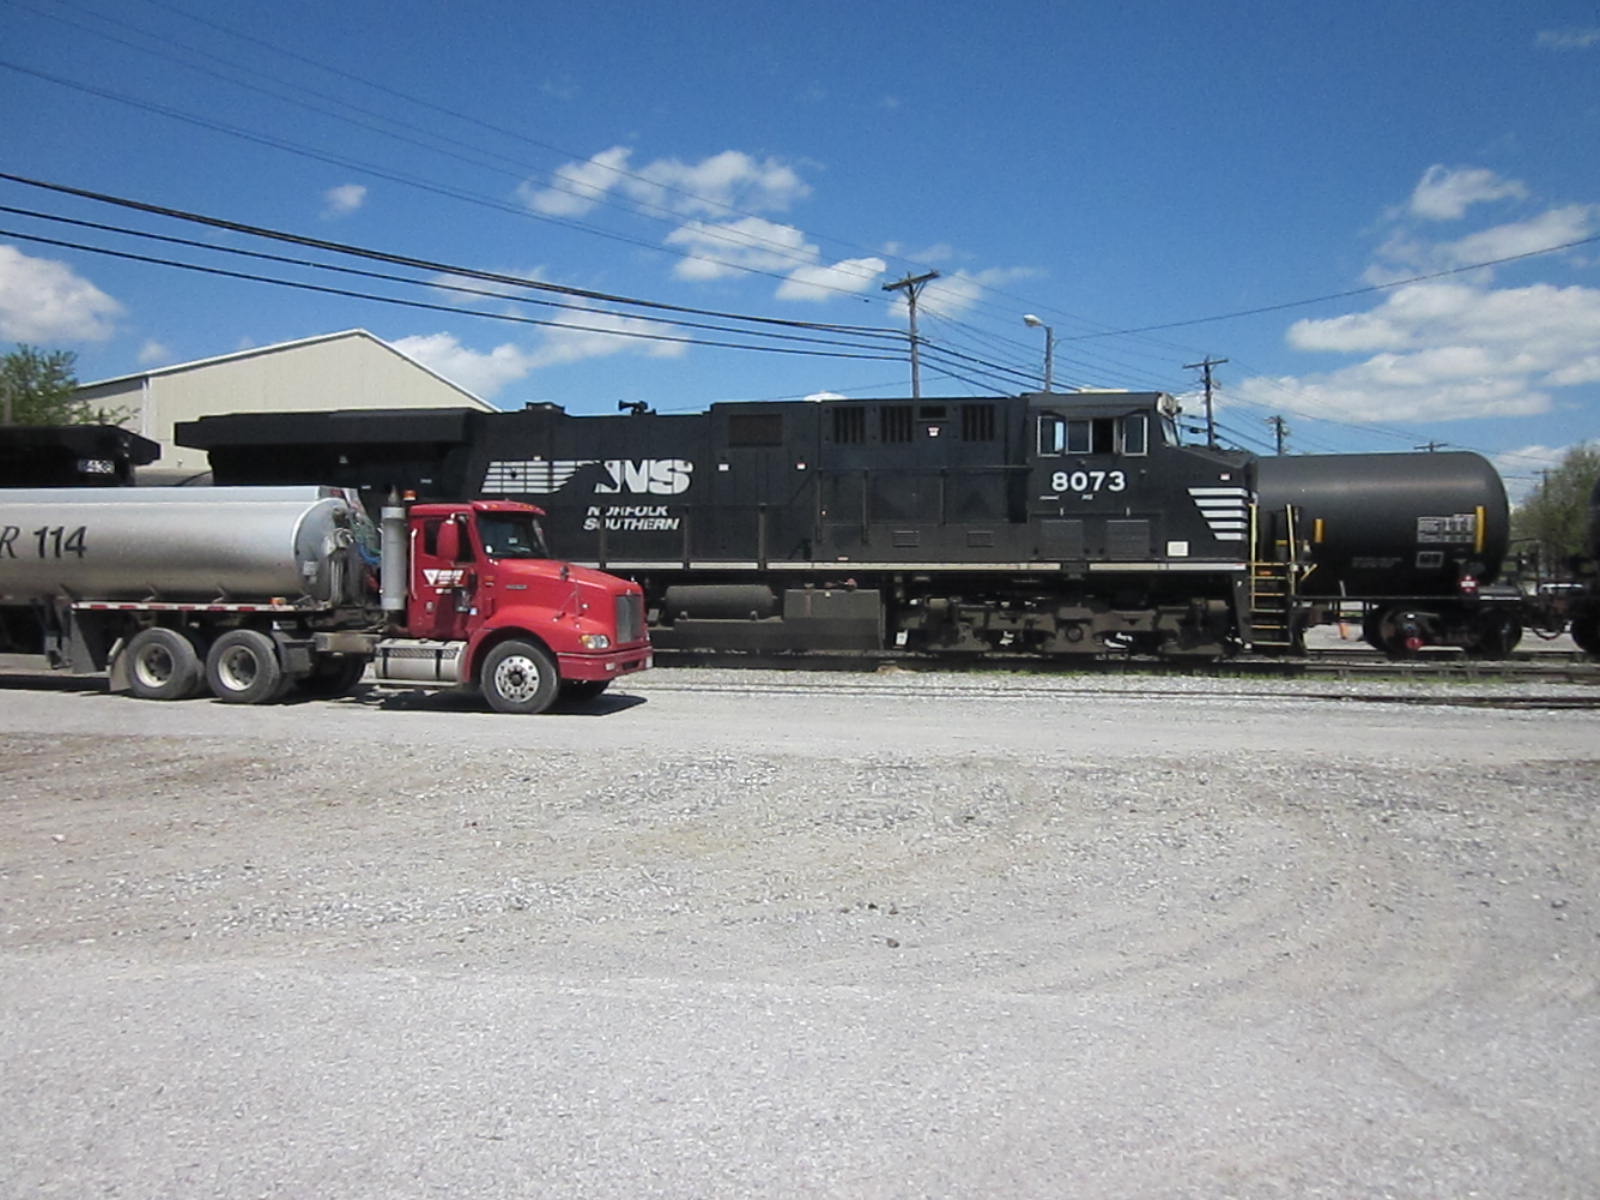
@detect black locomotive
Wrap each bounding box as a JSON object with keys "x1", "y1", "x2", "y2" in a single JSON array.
[{"x1": 178, "y1": 389, "x2": 1538, "y2": 659}]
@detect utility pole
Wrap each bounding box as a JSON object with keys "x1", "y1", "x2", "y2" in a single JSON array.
[
  {"x1": 1266, "y1": 414, "x2": 1289, "y2": 455},
  {"x1": 1184, "y1": 355, "x2": 1228, "y2": 448},
  {"x1": 1415, "y1": 440, "x2": 1445, "y2": 452},
  {"x1": 883, "y1": 271, "x2": 939, "y2": 399}
]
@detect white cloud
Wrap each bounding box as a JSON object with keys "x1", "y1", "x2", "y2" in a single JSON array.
[
  {"x1": 136, "y1": 339, "x2": 171, "y2": 366},
  {"x1": 1409, "y1": 165, "x2": 1528, "y2": 221},
  {"x1": 393, "y1": 312, "x2": 689, "y2": 401},
  {"x1": 518, "y1": 146, "x2": 632, "y2": 217},
  {"x1": 0, "y1": 245, "x2": 122, "y2": 341},
  {"x1": 1536, "y1": 28, "x2": 1600, "y2": 50},
  {"x1": 391, "y1": 333, "x2": 538, "y2": 399},
  {"x1": 519, "y1": 146, "x2": 809, "y2": 220},
  {"x1": 664, "y1": 217, "x2": 816, "y2": 281},
  {"x1": 1251, "y1": 278, "x2": 1600, "y2": 423},
  {"x1": 527, "y1": 309, "x2": 689, "y2": 367},
  {"x1": 907, "y1": 267, "x2": 1042, "y2": 320},
  {"x1": 776, "y1": 256, "x2": 886, "y2": 301},
  {"x1": 1433, "y1": 204, "x2": 1599, "y2": 267},
  {"x1": 322, "y1": 183, "x2": 367, "y2": 218},
  {"x1": 805, "y1": 391, "x2": 847, "y2": 402}
]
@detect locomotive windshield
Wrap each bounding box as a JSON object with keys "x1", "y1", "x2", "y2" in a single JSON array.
[{"x1": 476, "y1": 513, "x2": 550, "y2": 560}]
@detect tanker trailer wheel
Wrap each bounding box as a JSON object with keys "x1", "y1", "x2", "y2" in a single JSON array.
[
  {"x1": 481, "y1": 639, "x2": 559, "y2": 715},
  {"x1": 205, "y1": 629, "x2": 290, "y2": 704},
  {"x1": 123, "y1": 627, "x2": 207, "y2": 700}
]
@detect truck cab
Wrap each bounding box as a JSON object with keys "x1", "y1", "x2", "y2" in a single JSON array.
[{"x1": 377, "y1": 499, "x2": 651, "y2": 712}]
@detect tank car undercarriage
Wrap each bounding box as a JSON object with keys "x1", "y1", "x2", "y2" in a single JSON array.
[{"x1": 1357, "y1": 598, "x2": 1524, "y2": 659}]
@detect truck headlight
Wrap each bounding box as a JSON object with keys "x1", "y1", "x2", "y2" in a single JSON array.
[{"x1": 579, "y1": 633, "x2": 612, "y2": 650}]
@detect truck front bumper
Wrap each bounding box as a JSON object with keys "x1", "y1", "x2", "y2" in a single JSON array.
[{"x1": 557, "y1": 645, "x2": 653, "y2": 682}]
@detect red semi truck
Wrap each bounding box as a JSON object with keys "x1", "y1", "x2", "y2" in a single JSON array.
[{"x1": 0, "y1": 486, "x2": 651, "y2": 712}]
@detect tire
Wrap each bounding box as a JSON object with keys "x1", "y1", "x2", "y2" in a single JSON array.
[
  {"x1": 123, "y1": 627, "x2": 206, "y2": 700},
  {"x1": 559, "y1": 679, "x2": 611, "y2": 704},
  {"x1": 297, "y1": 655, "x2": 368, "y2": 698},
  {"x1": 480, "y1": 639, "x2": 559, "y2": 715},
  {"x1": 205, "y1": 629, "x2": 288, "y2": 704}
]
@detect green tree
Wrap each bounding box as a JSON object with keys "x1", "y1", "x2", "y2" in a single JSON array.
[
  {"x1": 1513, "y1": 442, "x2": 1600, "y2": 570},
  {"x1": 0, "y1": 344, "x2": 88, "y2": 425}
]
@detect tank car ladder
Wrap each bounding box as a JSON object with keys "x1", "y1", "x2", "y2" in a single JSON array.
[{"x1": 1246, "y1": 504, "x2": 1304, "y2": 652}]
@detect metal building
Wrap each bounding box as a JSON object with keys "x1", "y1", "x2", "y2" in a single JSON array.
[{"x1": 71, "y1": 329, "x2": 497, "y2": 473}]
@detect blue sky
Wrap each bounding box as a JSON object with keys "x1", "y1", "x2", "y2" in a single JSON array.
[{"x1": 3, "y1": 0, "x2": 1599, "y2": 497}]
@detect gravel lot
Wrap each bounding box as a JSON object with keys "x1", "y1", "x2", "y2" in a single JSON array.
[{"x1": 2, "y1": 664, "x2": 1597, "y2": 1198}]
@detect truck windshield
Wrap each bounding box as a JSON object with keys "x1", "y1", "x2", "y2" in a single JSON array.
[{"x1": 476, "y1": 513, "x2": 550, "y2": 560}]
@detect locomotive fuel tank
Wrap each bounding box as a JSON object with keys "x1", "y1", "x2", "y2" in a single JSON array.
[
  {"x1": 0, "y1": 487, "x2": 369, "y2": 606},
  {"x1": 1256, "y1": 451, "x2": 1509, "y2": 596}
]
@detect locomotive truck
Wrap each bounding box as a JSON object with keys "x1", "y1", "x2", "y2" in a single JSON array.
[
  {"x1": 178, "y1": 390, "x2": 1526, "y2": 660},
  {"x1": 0, "y1": 486, "x2": 651, "y2": 711}
]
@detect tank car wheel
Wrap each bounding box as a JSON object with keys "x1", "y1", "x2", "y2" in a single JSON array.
[
  {"x1": 1465, "y1": 612, "x2": 1522, "y2": 660},
  {"x1": 205, "y1": 629, "x2": 290, "y2": 704},
  {"x1": 123, "y1": 627, "x2": 207, "y2": 700},
  {"x1": 481, "y1": 639, "x2": 559, "y2": 715},
  {"x1": 1571, "y1": 604, "x2": 1600, "y2": 657},
  {"x1": 559, "y1": 678, "x2": 611, "y2": 705},
  {"x1": 297, "y1": 655, "x2": 369, "y2": 698},
  {"x1": 1373, "y1": 608, "x2": 1429, "y2": 659}
]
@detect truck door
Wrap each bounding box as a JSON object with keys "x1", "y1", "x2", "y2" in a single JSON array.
[{"x1": 407, "y1": 514, "x2": 478, "y2": 640}]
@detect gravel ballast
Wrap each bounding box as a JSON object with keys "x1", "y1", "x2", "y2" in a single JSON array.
[{"x1": 2, "y1": 667, "x2": 1597, "y2": 1197}]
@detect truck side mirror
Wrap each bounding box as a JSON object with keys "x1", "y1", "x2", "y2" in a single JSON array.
[{"x1": 437, "y1": 517, "x2": 463, "y2": 561}]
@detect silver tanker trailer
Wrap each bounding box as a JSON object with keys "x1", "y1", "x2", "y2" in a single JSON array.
[{"x1": 0, "y1": 487, "x2": 651, "y2": 712}]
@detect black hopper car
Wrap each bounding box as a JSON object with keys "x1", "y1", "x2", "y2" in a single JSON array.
[{"x1": 179, "y1": 390, "x2": 1559, "y2": 660}]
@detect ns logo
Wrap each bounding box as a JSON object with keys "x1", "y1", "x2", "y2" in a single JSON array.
[
  {"x1": 481, "y1": 457, "x2": 695, "y2": 497},
  {"x1": 595, "y1": 458, "x2": 694, "y2": 496}
]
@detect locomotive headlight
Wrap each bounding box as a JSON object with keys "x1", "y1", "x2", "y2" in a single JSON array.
[{"x1": 580, "y1": 633, "x2": 612, "y2": 650}]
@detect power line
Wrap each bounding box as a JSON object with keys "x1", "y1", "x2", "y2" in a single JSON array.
[
  {"x1": 0, "y1": 172, "x2": 895, "y2": 338},
  {"x1": 0, "y1": 228, "x2": 905, "y2": 364}
]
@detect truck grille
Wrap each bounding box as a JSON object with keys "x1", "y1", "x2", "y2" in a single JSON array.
[{"x1": 615, "y1": 592, "x2": 646, "y2": 644}]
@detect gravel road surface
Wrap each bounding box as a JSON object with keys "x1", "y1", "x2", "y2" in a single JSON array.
[{"x1": 2, "y1": 666, "x2": 1597, "y2": 1198}]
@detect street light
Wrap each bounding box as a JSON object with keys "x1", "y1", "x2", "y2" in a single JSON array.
[{"x1": 1023, "y1": 314, "x2": 1054, "y2": 392}]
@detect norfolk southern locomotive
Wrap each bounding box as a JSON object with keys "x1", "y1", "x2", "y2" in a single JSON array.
[{"x1": 178, "y1": 390, "x2": 1530, "y2": 659}]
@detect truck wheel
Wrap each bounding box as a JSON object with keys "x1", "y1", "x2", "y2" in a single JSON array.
[
  {"x1": 124, "y1": 627, "x2": 206, "y2": 700},
  {"x1": 205, "y1": 629, "x2": 288, "y2": 704},
  {"x1": 481, "y1": 639, "x2": 559, "y2": 714},
  {"x1": 297, "y1": 655, "x2": 368, "y2": 698}
]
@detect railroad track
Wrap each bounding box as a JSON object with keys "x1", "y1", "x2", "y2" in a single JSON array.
[{"x1": 652, "y1": 645, "x2": 1600, "y2": 686}]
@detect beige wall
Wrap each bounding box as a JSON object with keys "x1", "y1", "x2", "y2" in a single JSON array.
[{"x1": 95, "y1": 335, "x2": 495, "y2": 471}]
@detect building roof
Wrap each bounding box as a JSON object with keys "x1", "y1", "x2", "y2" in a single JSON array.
[{"x1": 77, "y1": 329, "x2": 495, "y2": 410}]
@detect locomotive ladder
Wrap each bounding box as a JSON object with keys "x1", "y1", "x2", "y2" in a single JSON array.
[{"x1": 1247, "y1": 504, "x2": 1302, "y2": 651}]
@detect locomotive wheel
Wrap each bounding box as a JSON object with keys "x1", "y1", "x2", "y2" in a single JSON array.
[
  {"x1": 205, "y1": 629, "x2": 289, "y2": 704},
  {"x1": 559, "y1": 679, "x2": 611, "y2": 704},
  {"x1": 481, "y1": 639, "x2": 559, "y2": 715},
  {"x1": 297, "y1": 655, "x2": 369, "y2": 698},
  {"x1": 124, "y1": 627, "x2": 206, "y2": 700}
]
